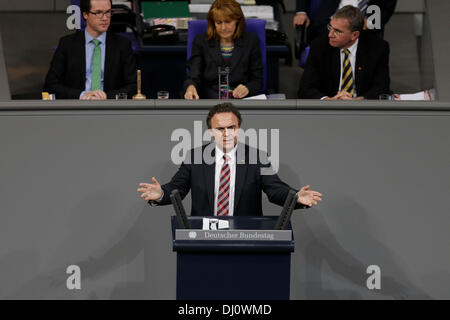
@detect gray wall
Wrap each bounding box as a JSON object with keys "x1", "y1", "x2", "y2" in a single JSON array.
[
  {"x1": 425, "y1": 0, "x2": 450, "y2": 100},
  {"x1": 421, "y1": 1, "x2": 435, "y2": 91},
  {"x1": 0, "y1": 0, "x2": 69, "y2": 12},
  {"x1": 0, "y1": 32, "x2": 10, "y2": 100},
  {"x1": 1, "y1": 100, "x2": 450, "y2": 299}
]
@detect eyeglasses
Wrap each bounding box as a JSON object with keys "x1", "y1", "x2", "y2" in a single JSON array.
[
  {"x1": 212, "y1": 125, "x2": 238, "y2": 135},
  {"x1": 88, "y1": 10, "x2": 112, "y2": 18},
  {"x1": 327, "y1": 23, "x2": 345, "y2": 36}
]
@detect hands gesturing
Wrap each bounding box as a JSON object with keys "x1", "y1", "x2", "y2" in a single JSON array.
[
  {"x1": 137, "y1": 177, "x2": 163, "y2": 201},
  {"x1": 297, "y1": 185, "x2": 323, "y2": 207}
]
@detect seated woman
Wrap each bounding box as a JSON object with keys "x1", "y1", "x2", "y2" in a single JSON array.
[{"x1": 184, "y1": 0, "x2": 263, "y2": 99}]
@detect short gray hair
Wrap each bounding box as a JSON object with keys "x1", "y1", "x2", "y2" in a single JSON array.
[{"x1": 332, "y1": 5, "x2": 364, "y2": 32}]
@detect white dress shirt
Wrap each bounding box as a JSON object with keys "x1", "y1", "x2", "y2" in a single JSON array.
[
  {"x1": 338, "y1": 39, "x2": 359, "y2": 96},
  {"x1": 214, "y1": 145, "x2": 237, "y2": 216}
]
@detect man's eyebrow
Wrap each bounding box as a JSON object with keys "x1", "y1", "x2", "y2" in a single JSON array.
[
  {"x1": 214, "y1": 125, "x2": 236, "y2": 129},
  {"x1": 332, "y1": 26, "x2": 343, "y2": 33}
]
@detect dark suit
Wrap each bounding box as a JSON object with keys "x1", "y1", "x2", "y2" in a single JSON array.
[
  {"x1": 296, "y1": 0, "x2": 397, "y2": 40},
  {"x1": 298, "y1": 32, "x2": 390, "y2": 99},
  {"x1": 155, "y1": 143, "x2": 306, "y2": 216},
  {"x1": 44, "y1": 31, "x2": 137, "y2": 99},
  {"x1": 183, "y1": 31, "x2": 263, "y2": 99}
]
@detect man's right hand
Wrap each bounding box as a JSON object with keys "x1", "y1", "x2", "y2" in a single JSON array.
[
  {"x1": 137, "y1": 177, "x2": 163, "y2": 201},
  {"x1": 325, "y1": 91, "x2": 354, "y2": 100},
  {"x1": 81, "y1": 90, "x2": 107, "y2": 100},
  {"x1": 184, "y1": 85, "x2": 199, "y2": 100},
  {"x1": 293, "y1": 12, "x2": 310, "y2": 28}
]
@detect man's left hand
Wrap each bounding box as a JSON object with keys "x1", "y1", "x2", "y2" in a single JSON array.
[{"x1": 297, "y1": 185, "x2": 323, "y2": 207}]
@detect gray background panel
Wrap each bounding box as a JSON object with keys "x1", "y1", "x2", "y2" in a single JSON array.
[
  {"x1": 1, "y1": 106, "x2": 449, "y2": 299},
  {"x1": 427, "y1": 0, "x2": 450, "y2": 101},
  {"x1": 0, "y1": 32, "x2": 10, "y2": 100},
  {"x1": 0, "y1": 0, "x2": 54, "y2": 11}
]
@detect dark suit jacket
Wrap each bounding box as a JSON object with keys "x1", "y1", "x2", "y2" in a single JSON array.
[
  {"x1": 154, "y1": 143, "x2": 307, "y2": 216},
  {"x1": 298, "y1": 32, "x2": 390, "y2": 99},
  {"x1": 183, "y1": 31, "x2": 263, "y2": 99},
  {"x1": 44, "y1": 31, "x2": 137, "y2": 99},
  {"x1": 296, "y1": 0, "x2": 397, "y2": 40}
]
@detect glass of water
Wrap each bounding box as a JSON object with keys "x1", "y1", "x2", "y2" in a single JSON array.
[
  {"x1": 379, "y1": 94, "x2": 394, "y2": 100},
  {"x1": 115, "y1": 93, "x2": 128, "y2": 100},
  {"x1": 157, "y1": 91, "x2": 169, "y2": 99}
]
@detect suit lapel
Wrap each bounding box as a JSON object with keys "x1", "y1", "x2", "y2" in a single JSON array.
[
  {"x1": 104, "y1": 32, "x2": 114, "y2": 92},
  {"x1": 233, "y1": 143, "x2": 248, "y2": 213},
  {"x1": 208, "y1": 39, "x2": 223, "y2": 67},
  {"x1": 355, "y1": 35, "x2": 368, "y2": 96},
  {"x1": 230, "y1": 36, "x2": 244, "y2": 71},
  {"x1": 76, "y1": 31, "x2": 86, "y2": 89},
  {"x1": 330, "y1": 46, "x2": 341, "y2": 93}
]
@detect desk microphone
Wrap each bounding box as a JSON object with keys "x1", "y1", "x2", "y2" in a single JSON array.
[{"x1": 275, "y1": 189, "x2": 297, "y2": 230}]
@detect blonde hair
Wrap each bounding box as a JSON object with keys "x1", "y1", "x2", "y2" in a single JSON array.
[{"x1": 206, "y1": 0, "x2": 246, "y2": 40}]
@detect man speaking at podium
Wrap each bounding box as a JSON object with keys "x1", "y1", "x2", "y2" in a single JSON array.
[{"x1": 138, "y1": 103, "x2": 322, "y2": 216}]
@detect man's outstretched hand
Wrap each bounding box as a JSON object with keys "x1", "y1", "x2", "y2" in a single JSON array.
[
  {"x1": 137, "y1": 177, "x2": 163, "y2": 201},
  {"x1": 297, "y1": 185, "x2": 323, "y2": 207}
]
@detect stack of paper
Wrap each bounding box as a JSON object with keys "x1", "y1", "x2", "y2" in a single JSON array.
[
  {"x1": 244, "y1": 94, "x2": 268, "y2": 100},
  {"x1": 399, "y1": 91, "x2": 428, "y2": 101}
]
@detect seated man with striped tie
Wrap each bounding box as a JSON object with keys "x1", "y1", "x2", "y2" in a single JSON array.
[
  {"x1": 298, "y1": 5, "x2": 390, "y2": 100},
  {"x1": 137, "y1": 103, "x2": 323, "y2": 216},
  {"x1": 44, "y1": 0, "x2": 137, "y2": 99},
  {"x1": 293, "y1": 0, "x2": 397, "y2": 41}
]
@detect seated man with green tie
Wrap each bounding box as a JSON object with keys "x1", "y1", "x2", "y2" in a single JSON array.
[
  {"x1": 44, "y1": 0, "x2": 137, "y2": 99},
  {"x1": 298, "y1": 5, "x2": 390, "y2": 100}
]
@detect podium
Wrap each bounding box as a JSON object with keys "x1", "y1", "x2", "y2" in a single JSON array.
[{"x1": 172, "y1": 216, "x2": 294, "y2": 300}]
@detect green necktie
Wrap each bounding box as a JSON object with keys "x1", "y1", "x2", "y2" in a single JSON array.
[{"x1": 91, "y1": 39, "x2": 102, "y2": 91}]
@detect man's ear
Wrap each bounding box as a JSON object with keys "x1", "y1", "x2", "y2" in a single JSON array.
[
  {"x1": 209, "y1": 129, "x2": 216, "y2": 140},
  {"x1": 352, "y1": 30, "x2": 360, "y2": 41},
  {"x1": 82, "y1": 12, "x2": 89, "y2": 21}
]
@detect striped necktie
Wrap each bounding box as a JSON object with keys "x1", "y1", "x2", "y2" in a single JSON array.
[
  {"x1": 91, "y1": 39, "x2": 101, "y2": 91},
  {"x1": 217, "y1": 155, "x2": 231, "y2": 216},
  {"x1": 341, "y1": 49, "x2": 354, "y2": 96},
  {"x1": 358, "y1": 0, "x2": 369, "y2": 15}
]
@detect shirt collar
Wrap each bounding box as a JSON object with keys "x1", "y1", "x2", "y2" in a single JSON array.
[
  {"x1": 85, "y1": 29, "x2": 107, "y2": 45},
  {"x1": 341, "y1": 38, "x2": 359, "y2": 56},
  {"x1": 215, "y1": 144, "x2": 237, "y2": 162}
]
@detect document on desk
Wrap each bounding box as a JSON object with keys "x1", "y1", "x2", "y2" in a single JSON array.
[
  {"x1": 241, "y1": 6, "x2": 274, "y2": 20},
  {"x1": 399, "y1": 91, "x2": 427, "y2": 100},
  {"x1": 202, "y1": 218, "x2": 230, "y2": 230},
  {"x1": 244, "y1": 94, "x2": 268, "y2": 100}
]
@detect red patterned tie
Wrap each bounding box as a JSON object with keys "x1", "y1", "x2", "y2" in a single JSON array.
[{"x1": 217, "y1": 155, "x2": 230, "y2": 216}]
